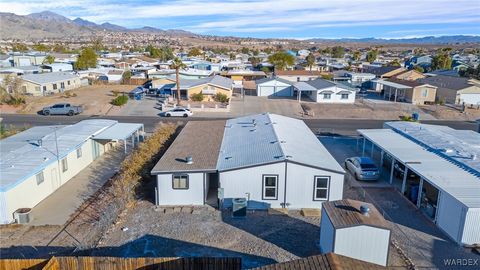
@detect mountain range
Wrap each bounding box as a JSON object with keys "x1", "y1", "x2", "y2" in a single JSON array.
[
  {"x1": 0, "y1": 11, "x2": 196, "y2": 40},
  {"x1": 0, "y1": 11, "x2": 479, "y2": 44}
]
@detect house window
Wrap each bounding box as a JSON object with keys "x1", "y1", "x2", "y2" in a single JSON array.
[
  {"x1": 35, "y1": 86, "x2": 40, "y2": 92},
  {"x1": 313, "y1": 176, "x2": 330, "y2": 201},
  {"x1": 36, "y1": 171, "x2": 44, "y2": 185},
  {"x1": 172, "y1": 174, "x2": 189, "y2": 189},
  {"x1": 53, "y1": 83, "x2": 57, "y2": 90},
  {"x1": 341, "y1": 93, "x2": 349, "y2": 99},
  {"x1": 262, "y1": 175, "x2": 278, "y2": 200},
  {"x1": 42, "y1": 86, "x2": 47, "y2": 91},
  {"x1": 67, "y1": 80, "x2": 71, "y2": 85},
  {"x1": 76, "y1": 148, "x2": 82, "y2": 158},
  {"x1": 61, "y1": 158, "x2": 68, "y2": 172},
  {"x1": 422, "y1": 89, "x2": 428, "y2": 97},
  {"x1": 323, "y1": 93, "x2": 331, "y2": 99},
  {"x1": 297, "y1": 77, "x2": 300, "y2": 82},
  {"x1": 61, "y1": 82, "x2": 65, "y2": 88}
]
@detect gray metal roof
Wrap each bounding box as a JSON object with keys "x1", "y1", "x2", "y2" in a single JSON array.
[
  {"x1": 293, "y1": 81, "x2": 316, "y2": 91},
  {"x1": 255, "y1": 77, "x2": 293, "y2": 85},
  {"x1": 21, "y1": 72, "x2": 79, "y2": 85},
  {"x1": 303, "y1": 78, "x2": 336, "y2": 89},
  {"x1": 217, "y1": 113, "x2": 344, "y2": 173},
  {"x1": 93, "y1": 123, "x2": 143, "y2": 140},
  {"x1": 419, "y1": 75, "x2": 476, "y2": 91},
  {"x1": 0, "y1": 119, "x2": 118, "y2": 192}
]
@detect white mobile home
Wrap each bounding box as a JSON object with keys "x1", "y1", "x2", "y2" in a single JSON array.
[
  {"x1": 0, "y1": 120, "x2": 144, "y2": 224},
  {"x1": 358, "y1": 121, "x2": 480, "y2": 245},
  {"x1": 151, "y1": 113, "x2": 345, "y2": 209},
  {"x1": 294, "y1": 78, "x2": 356, "y2": 103},
  {"x1": 319, "y1": 199, "x2": 391, "y2": 266}
]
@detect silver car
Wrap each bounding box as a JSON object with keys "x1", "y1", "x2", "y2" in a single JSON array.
[
  {"x1": 345, "y1": 157, "x2": 380, "y2": 181},
  {"x1": 162, "y1": 107, "x2": 193, "y2": 117}
]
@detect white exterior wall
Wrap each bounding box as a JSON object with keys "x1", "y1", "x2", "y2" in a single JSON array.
[
  {"x1": 257, "y1": 80, "x2": 293, "y2": 97},
  {"x1": 461, "y1": 208, "x2": 480, "y2": 245},
  {"x1": 156, "y1": 172, "x2": 205, "y2": 205},
  {"x1": 458, "y1": 93, "x2": 480, "y2": 105},
  {"x1": 219, "y1": 162, "x2": 343, "y2": 209},
  {"x1": 220, "y1": 163, "x2": 286, "y2": 209},
  {"x1": 334, "y1": 225, "x2": 390, "y2": 266},
  {"x1": 310, "y1": 86, "x2": 355, "y2": 104},
  {"x1": 285, "y1": 162, "x2": 344, "y2": 209},
  {"x1": 1, "y1": 139, "x2": 102, "y2": 223},
  {"x1": 319, "y1": 208, "x2": 335, "y2": 253},
  {"x1": 436, "y1": 191, "x2": 466, "y2": 243}
]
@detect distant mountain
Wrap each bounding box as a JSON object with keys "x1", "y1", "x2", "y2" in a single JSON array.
[
  {"x1": 0, "y1": 11, "x2": 196, "y2": 40},
  {"x1": 308, "y1": 35, "x2": 480, "y2": 44}
]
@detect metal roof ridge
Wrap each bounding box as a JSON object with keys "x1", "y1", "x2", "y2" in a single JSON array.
[{"x1": 268, "y1": 113, "x2": 287, "y2": 161}]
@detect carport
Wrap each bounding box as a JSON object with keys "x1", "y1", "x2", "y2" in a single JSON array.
[
  {"x1": 357, "y1": 128, "x2": 480, "y2": 245},
  {"x1": 293, "y1": 81, "x2": 316, "y2": 102},
  {"x1": 93, "y1": 123, "x2": 145, "y2": 153},
  {"x1": 380, "y1": 80, "x2": 410, "y2": 102}
]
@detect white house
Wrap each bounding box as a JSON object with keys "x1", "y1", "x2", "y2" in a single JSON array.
[
  {"x1": 256, "y1": 77, "x2": 294, "y2": 97},
  {"x1": 345, "y1": 72, "x2": 376, "y2": 86},
  {"x1": 320, "y1": 199, "x2": 391, "y2": 266},
  {"x1": 0, "y1": 120, "x2": 144, "y2": 224},
  {"x1": 294, "y1": 78, "x2": 356, "y2": 103},
  {"x1": 41, "y1": 63, "x2": 74, "y2": 72},
  {"x1": 151, "y1": 113, "x2": 345, "y2": 209}
]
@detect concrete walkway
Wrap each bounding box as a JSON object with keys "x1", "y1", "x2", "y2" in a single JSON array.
[{"x1": 29, "y1": 148, "x2": 126, "y2": 226}]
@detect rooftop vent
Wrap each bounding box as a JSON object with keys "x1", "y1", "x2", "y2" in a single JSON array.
[
  {"x1": 286, "y1": 155, "x2": 292, "y2": 159},
  {"x1": 186, "y1": 156, "x2": 193, "y2": 164},
  {"x1": 360, "y1": 204, "x2": 370, "y2": 216},
  {"x1": 225, "y1": 156, "x2": 233, "y2": 160}
]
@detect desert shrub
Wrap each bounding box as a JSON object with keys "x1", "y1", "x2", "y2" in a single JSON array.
[
  {"x1": 400, "y1": 115, "x2": 416, "y2": 122},
  {"x1": 0, "y1": 124, "x2": 29, "y2": 139},
  {"x1": 111, "y1": 95, "x2": 128, "y2": 106},
  {"x1": 213, "y1": 92, "x2": 229, "y2": 103},
  {"x1": 6, "y1": 96, "x2": 26, "y2": 106},
  {"x1": 190, "y1": 92, "x2": 204, "y2": 102},
  {"x1": 112, "y1": 90, "x2": 121, "y2": 97}
]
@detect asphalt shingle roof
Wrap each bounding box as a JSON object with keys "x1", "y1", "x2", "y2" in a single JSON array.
[
  {"x1": 419, "y1": 75, "x2": 476, "y2": 90},
  {"x1": 323, "y1": 199, "x2": 390, "y2": 229},
  {"x1": 21, "y1": 72, "x2": 78, "y2": 85}
]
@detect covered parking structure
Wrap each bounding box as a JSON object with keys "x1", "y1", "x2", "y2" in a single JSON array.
[
  {"x1": 93, "y1": 123, "x2": 144, "y2": 153},
  {"x1": 357, "y1": 128, "x2": 480, "y2": 245}
]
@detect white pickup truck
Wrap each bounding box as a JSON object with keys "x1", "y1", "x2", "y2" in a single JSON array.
[{"x1": 42, "y1": 103, "x2": 83, "y2": 116}]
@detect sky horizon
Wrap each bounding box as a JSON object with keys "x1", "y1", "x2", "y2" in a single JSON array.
[{"x1": 1, "y1": 0, "x2": 479, "y2": 39}]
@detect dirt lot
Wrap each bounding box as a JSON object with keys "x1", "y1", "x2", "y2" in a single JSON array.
[{"x1": 18, "y1": 85, "x2": 136, "y2": 115}]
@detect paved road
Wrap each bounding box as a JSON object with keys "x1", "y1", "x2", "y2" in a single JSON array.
[{"x1": 1, "y1": 114, "x2": 478, "y2": 135}]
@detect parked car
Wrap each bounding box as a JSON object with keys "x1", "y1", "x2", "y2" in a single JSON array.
[
  {"x1": 162, "y1": 107, "x2": 193, "y2": 117},
  {"x1": 345, "y1": 157, "x2": 380, "y2": 181},
  {"x1": 42, "y1": 103, "x2": 83, "y2": 116}
]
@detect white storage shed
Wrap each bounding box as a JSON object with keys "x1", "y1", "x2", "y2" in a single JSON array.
[{"x1": 256, "y1": 77, "x2": 294, "y2": 97}]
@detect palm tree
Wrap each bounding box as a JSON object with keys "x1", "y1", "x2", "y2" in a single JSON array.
[{"x1": 170, "y1": 57, "x2": 187, "y2": 105}]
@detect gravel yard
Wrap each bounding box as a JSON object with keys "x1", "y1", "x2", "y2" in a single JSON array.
[{"x1": 95, "y1": 200, "x2": 321, "y2": 269}]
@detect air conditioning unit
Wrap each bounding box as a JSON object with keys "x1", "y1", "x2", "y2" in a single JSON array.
[
  {"x1": 14, "y1": 208, "x2": 32, "y2": 224},
  {"x1": 232, "y1": 198, "x2": 247, "y2": 218}
]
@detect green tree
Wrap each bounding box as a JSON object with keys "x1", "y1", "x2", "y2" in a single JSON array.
[
  {"x1": 0, "y1": 74, "x2": 25, "y2": 104},
  {"x1": 52, "y1": 43, "x2": 66, "y2": 53},
  {"x1": 248, "y1": 57, "x2": 260, "y2": 67},
  {"x1": 32, "y1": 43, "x2": 50, "y2": 52},
  {"x1": 366, "y1": 50, "x2": 378, "y2": 63},
  {"x1": 188, "y1": 47, "x2": 202, "y2": 57},
  {"x1": 459, "y1": 66, "x2": 480, "y2": 80},
  {"x1": 413, "y1": 65, "x2": 424, "y2": 73},
  {"x1": 263, "y1": 47, "x2": 273, "y2": 54},
  {"x1": 431, "y1": 50, "x2": 452, "y2": 70},
  {"x1": 158, "y1": 46, "x2": 174, "y2": 62},
  {"x1": 268, "y1": 51, "x2": 295, "y2": 71},
  {"x1": 306, "y1": 53, "x2": 316, "y2": 71},
  {"x1": 352, "y1": 51, "x2": 361, "y2": 61},
  {"x1": 145, "y1": 45, "x2": 161, "y2": 58},
  {"x1": 241, "y1": 47, "x2": 250, "y2": 54},
  {"x1": 43, "y1": 55, "x2": 55, "y2": 64},
  {"x1": 91, "y1": 38, "x2": 105, "y2": 52},
  {"x1": 122, "y1": 70, "x2": 132, "y2": 84},
  {"x1": 11, "y1": 43, "x2": 28, "y2": 52},
  {"x1": 331, "y1": 46, "x2": 345, "y2": 58},
  {"x1": 170, "y1": 57, "x2": 187, "y2": 105},
  {"x1": 75, "y1": 47, "x2": 98, "y2": 70},
  {"x1": 389, "y1": 59, "x2": 402, "y2": 67}
]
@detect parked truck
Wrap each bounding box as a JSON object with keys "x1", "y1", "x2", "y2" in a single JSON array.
[{"x1": 42, "y1": 103, "x2": 83, "y2": 116}]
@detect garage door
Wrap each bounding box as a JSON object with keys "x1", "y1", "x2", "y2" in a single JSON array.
[
  {"x1": 259, "y1": 86, "x2": 275, "y2": 96},
  {"x1": 274, "y1": 86, "x2": 292, "y2": 97}
]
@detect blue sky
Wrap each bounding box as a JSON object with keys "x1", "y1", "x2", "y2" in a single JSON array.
[{"x1": 1, "y1": 0, "x2": 479, "y2": 39}]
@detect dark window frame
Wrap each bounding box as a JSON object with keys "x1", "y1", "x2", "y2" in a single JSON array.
[
  {"x1": 61, "y1": 158, "x2": 68, "y2": 172},
  {"x1": 262, "y1": 174, "x2": 279, "y2": 200},
  {"x1": 172, "y1": 174, "x2": 189, "y2": 190},
  {"x1": 313, "y1": 176, "x2": 330, "y2": 201}
]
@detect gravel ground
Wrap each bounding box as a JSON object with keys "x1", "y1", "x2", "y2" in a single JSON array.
[{"x1": 95, "y1": 200, "x2": 321, "y2": 269}]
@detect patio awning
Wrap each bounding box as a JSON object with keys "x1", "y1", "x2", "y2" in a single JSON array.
[
  {"x1": 293, "y1": 81, "x2": 316, "y2": 91},
  {"x1": 336, "y1": 90, "x2": 353, "y2": 95},
  {"x1": 319, "y1": 90, "x2": 334, "y2": 94},
  {"x1": 93, "y1": 123, "x2": 144, "y2": 140}
]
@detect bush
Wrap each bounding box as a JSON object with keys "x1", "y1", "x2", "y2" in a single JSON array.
[
  {"x1": 213, "y1": 93, "x2": 229, "y2": 103},
  {"x1": 112, "y1": 90, "x2": 121, "y2": 97},
  {"x1": 6, "y1": 96, "x2": 26, "y2": 106},
  {"x1": 111, "y1": 95, "x2": 128, "y2": 106},
  {"x1": 190, "y1": 92, "x2": 204, "y2": 102}
]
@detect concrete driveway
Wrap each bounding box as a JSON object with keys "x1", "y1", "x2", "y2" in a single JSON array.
[{"x1": 28, "y1": 148, "x2": 126, "y2": 226}]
